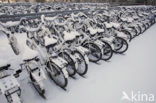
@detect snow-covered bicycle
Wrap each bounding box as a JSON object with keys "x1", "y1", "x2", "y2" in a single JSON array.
[
  {"x1": 20, "y1": 21, "x2": 69, "y2": 89},
  {"x1": 20, "y1": 46, "x2": 47, "y2": 99},
  {"x1": 0, "y1": 62, "x2": 22, "y2": 103}
]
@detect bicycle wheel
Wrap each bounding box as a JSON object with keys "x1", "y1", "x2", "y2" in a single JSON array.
[
  {"x1": 139, "y1": 23, "x2": 145, "y2": 33},
  {"x1": 59, "y1": 52, "x2": 76, "y2": 77},
  {"x1": 83, "y1": 43, "x2": 102, "y2": 62},
  {"x1": 47, "y1": 62, "x2": 68, "y2": 88},
  {"x1": 142, "y1": 23, "x2": 147, "y2": 32},
  {"x1": 113, "y1": 37, "x2": 128, "y2": 54},
  {"x1": 134, "y1": 26, "x2": 140, "y2": 36},
  {"x1": 121, "y1": 30, "x2": 132, "y2": 42},
  {"x1": 132, "y1": 27, "x2": 138, "y2": 38},
  {"x1": 33, "y1": 83, "x2": 45, "y2": 99},
  {"x1": 101, "y1": 41, "x2": 113, "y2": 61},
  {"x1": 29, "y1": 73, "x2": 45, "y2": 98},
  {"x1": 137, "y1": 24, "x2": 142, "y2": 35},
  {"x1": 113, "y1": 37, "x2": 123, "y2": 51},
  {"x1": 73, "y1": 50, "x2": 88, "y2": 76},
  {"x1": 145, "y1": 23, "x2": 150, "y2": 29}
]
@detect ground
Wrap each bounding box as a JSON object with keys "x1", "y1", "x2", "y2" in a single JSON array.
[{"x1": 0, "y1": 24, "x2": 156, "y2": 103}]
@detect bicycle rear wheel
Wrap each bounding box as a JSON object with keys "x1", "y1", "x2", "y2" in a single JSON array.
[{"x1": 83, "y1": 43, "x2": 102, "y2": 62}]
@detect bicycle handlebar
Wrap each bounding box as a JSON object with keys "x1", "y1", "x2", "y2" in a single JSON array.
[
  {"x1": 0, "y1": 64, "x2": 11, "y2": 72},
  {"x1": 0, "y1": 64, "x2": 22, "y2": 79}
]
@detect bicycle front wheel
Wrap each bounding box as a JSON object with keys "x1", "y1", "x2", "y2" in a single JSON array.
[
  {"x1": 59, "y1": 52, "x2": 76, "y2": 77},
  {"x1": 73, "y1": 50, "x2": 88, "y2": 76},
  {"x1": 101, "y1": 41, "x2": 113, "y2": 61},
  {"x1": 113, "y1": 37, "x2": 128, "y2": 54},
  {"x1": 47, "y1": 62, "x2": 68, "y2": 88}
]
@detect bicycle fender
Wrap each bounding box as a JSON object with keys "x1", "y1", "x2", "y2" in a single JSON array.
[
  {"x1": 65, "y1": 52, "x2": 78, "y2": 70},
  {"x1": 11, "y1": 93, "x2": 21, "y2": 103},
  {"x1": 84, "y1": 55, "x2": 89, "y2": 64},
  {"x1": 51, "y1": 57, "x2": 67, "y2": 69},
  {"x1": 101, "y1": 38, "x2": 115, "y2": 50},
  {"x1": 94, "y1": 40, "x2": 104, "y2": 54},
  {"x1": 62, "y1": 67, "x2": 69, "y2": 78},
  {"x1": 75, "y1": 46, "x2": 90, "y2": 56},
  {"x1": 76, "y1": 46, "x2": 89, "y2": 64},
  {"x1": 117, "y1": 32, "x2": 129, "y2": 43}
]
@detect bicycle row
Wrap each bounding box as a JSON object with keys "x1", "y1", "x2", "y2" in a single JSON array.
[{"x1": 0, "y1": 4, "x2": 156, "y2": 103}]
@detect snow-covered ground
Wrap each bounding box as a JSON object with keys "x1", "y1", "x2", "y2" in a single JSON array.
[{"x1": 0, "y1": 24, "x2": 156, "y2": 103}]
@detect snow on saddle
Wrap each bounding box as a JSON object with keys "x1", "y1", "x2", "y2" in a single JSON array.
[
  {"x1": 88, "y1": 27, "x2": 104, "y2": 35},
  {"x1": 104, "y1": 22, "x2": 113, "y2": 29},
  {"x1": 63, "y1": 31, "x2": 76, "y2": 43},
  {"x1": 111, "y1": 22, "x2": 120, "y2": 28},
  {"x1": 71, "y1": 31, "x2": 81, "y2": 37},
  {"x1": 43, "y1": 36, "x2": 57, "y2": 48},
  {"x1": 97, "y1": 28, "x2": 104, "y2": 33},
  {"x1": 88, "y1": 27, "x2": 98, "y2": 35},
  {"x1": 22, "y1": 46, "x2": 39, "y2": 62},
  {"x1": 0, "y1": 60, "x2": 10, "y2": 71}
]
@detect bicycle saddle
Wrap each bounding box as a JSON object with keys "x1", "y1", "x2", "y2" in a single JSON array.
[
  {"x1": 87, "y1": 27, "x2": 98, "y2": 35},
  {"x1": 44, "y1": 36, "x2": 57, "y2": 47},
  {"x1": 71, "y1": 31, "x2": 82, "y2": 38},
  {"x1": 63, "y1": 31, "x2": 76, "y2": 44},
  {"x1": 23, "y1": 56, "x2": 38, "y2": 62},
  {"x1": 22, "y1": 46, "x2": 38, "y2": 62},
  {"x1": 104, "y1": 22, "x2": 113, "y2": 29}
]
